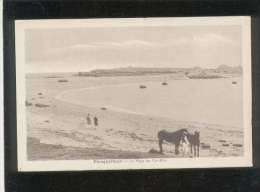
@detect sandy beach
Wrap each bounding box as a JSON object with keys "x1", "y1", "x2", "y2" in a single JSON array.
[{"x1": 25, "y1": 74, "x2": 244, "y2": 160}]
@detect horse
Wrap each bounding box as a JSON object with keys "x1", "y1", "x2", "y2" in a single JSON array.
[
  {"x1": 158, "y1": 129, "x2": 188, "y2": 154},
  {"x1": 186, "y1": 131, "x2": 200, "y2": 157}
]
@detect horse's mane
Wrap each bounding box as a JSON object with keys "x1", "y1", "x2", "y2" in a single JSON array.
[
  {"x1": 159, "y1": 128, "x2": 188, "y2": 134},
  {"x1": 158, "y1": 128, "x2": 188, "y2": 143}
]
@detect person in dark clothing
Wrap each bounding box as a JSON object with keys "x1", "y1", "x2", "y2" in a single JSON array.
[
  {"x1": 94, "y1": 116, "x2": 98, "y2": 127},
  {"x1": 86, "y1": 114, "x2": 91, "y2": 125}
]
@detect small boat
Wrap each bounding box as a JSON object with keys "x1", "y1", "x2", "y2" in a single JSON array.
[
  {"x1": 232, "y1": 81, "x2": 237, "y2": 84},
  {"x1": 58, "y1": 79, "x2": 69, "y2": 83},
  {"x1": 139, "y1": 85, "x2": 146, "y2": 89},
  {"x1": 162, "y1": 82, "x2": 168, "y2": 85}
]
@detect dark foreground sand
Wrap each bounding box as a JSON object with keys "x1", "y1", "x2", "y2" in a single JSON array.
[{"x1": 28, "y1": 137, "x2": 165, "y2": 160}]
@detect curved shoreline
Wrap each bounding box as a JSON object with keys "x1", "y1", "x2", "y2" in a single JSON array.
[
  {"x1": 54, "y1": 81, "x2": 242, "y2": 130},
  {"x1": 26, "y1": 75, "x2": 244, "y2": 159}
]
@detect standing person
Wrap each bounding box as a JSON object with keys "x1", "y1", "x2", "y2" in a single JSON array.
[
  {"x1": 180, "y1": 133, "x2": 190, "y2": 156},
  {"x1": 94, "y1": 116, "x2": 98, "y2": 127},
  {"x1": 86, "y1": 114, "x2": 91, "y2": 126}
]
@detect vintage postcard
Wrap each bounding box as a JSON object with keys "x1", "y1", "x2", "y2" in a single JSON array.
[{"x1": 15, "y1": 16, "x2": 252, "y2": 171}]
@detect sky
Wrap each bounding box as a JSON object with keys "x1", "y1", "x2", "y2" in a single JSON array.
[{"x1": 25, "y1": 25, "x2": 241, "y2": 73}]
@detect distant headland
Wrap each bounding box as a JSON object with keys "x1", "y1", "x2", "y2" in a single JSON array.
[{"x1": 77, "y1": 65, "x2": 242, "y2": 79}]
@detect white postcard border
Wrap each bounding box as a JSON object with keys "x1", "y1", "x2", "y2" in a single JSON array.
[{"x1": 15, "y1": 16, "x2": 252, "y2": 171}]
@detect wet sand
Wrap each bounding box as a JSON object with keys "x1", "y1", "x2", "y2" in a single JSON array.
[{"x1": 26, "y1": 74, "x2": 244, "y2": 160}]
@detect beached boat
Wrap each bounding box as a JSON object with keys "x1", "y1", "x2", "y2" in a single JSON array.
[
  {"x1": 139, "y1": 85, "x2": 147, "y2": 89},
  {"x1": 162, "y1": 82, "x2": 168, "y2": 85},
  {"x1": 232, "y1": 81, "x2": 237, "y2": 84}
]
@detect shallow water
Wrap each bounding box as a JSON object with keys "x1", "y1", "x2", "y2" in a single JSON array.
[{"x1": 57, "y1": 77, "x2": 243, "y2": 128}]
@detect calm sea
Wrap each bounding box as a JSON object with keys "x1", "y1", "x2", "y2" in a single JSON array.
[{"x1": 58, "y1": 77, "x2": 243, "y2": 128}]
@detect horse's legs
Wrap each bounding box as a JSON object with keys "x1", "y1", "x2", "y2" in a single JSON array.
[
  {"x1": 175, "y1": 143, "x2": 180, "y2": 155},
  {"x1": 159, "y1": 139, "x2": 163, "y2": 153}
]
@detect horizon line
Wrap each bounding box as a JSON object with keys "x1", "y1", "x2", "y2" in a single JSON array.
[{"x1": 25, "y1": 64, "x2": 242, "y2": 74}]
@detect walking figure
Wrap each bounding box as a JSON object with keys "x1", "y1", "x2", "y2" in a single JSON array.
[
  {"x1": 86, "y1": 114, "x2": 91, "y2": 125},
  {"x1": 94, "y1": 116, "x2": 98, "y2": 127}
]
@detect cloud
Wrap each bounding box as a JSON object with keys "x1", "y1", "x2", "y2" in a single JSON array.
[
  {"x1": 192, "y1": 34, "x2": 234, "y2": 44},
  {"x1": 68, "y1": 40, "x2": 156, "y2": 50},
  {"x1": 35, "y1": 34, "x2": 235, "y2": 62},
  {"x1": 167, "y1": 33, "x2": 234, "y2": 47},
  {"x1": 27, "y1": 33, "x2": 239, "y2": 73}
]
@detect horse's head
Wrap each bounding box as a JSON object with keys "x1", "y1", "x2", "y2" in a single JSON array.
[
  {"x1": 180, "y1": 128, "x2": 188, "y2": 134},
  {"x1": 194, "y1": 131, "x2": 200, "y2": 138},
  {"x1": 180, "y1": 129, "x2": 189, "y2": 142}
]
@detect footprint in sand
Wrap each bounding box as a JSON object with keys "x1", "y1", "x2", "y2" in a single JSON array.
[
  {"x1": 148, "y1": 148, "x2": 161, "y2": 154},
  {"x1": 200, "y1": 142, "x2": 211, "y2": 149},
  {"x1": 217, "y1": 150, "x2": 225, "y2": 155},
  {"x1": 232, "y1": 144, "x2": 243, "y2": 147},
  {"x1": 210, "y1": 148, "x2": 225, "y2": 156},
  {"x1": 222, "y1": 143, "x2": 229, "y2": 147}
]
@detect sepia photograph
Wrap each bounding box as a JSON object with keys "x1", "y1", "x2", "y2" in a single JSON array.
[{"x1": 15, "y1": 17, "x2": 252, "y2": 171}]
